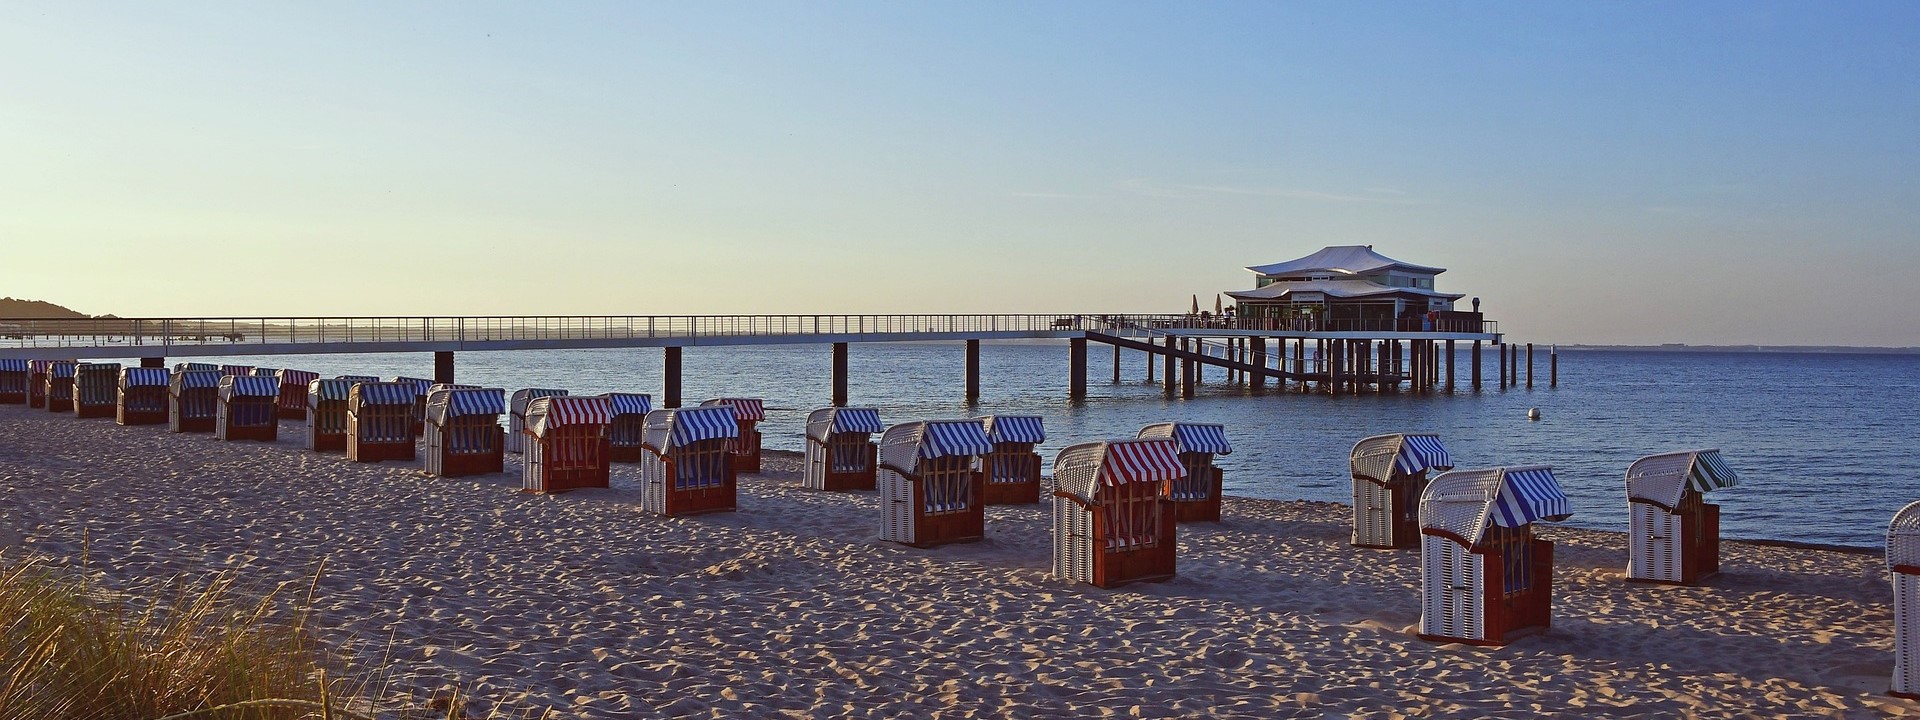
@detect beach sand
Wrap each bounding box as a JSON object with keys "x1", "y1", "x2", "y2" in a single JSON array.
[{"x1": 0, "y1": 403, "x2": 1911, "y2": 718}]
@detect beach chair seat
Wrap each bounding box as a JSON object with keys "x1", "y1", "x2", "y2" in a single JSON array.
[
  {"x1": 424, "y1": 387, "x2": 507, "y2": 477},
  {"x1": 1418, "y1": 466, "x2": 1571, "y2": 646},
  {"x1": 879, "y1": 420, "x2": 992, "y2": 548},
  {"x1": 1137, "y1": 422, "x2": 1232, "y2": 522},
  {"x1": 701, "y1": 398, "x2": 765, "y2": 473},
  {"x1": 981, "y1": 415, "x2": 1045, "y2": 505},
  {"x1": 1351, "y1": 433, "x2": 1454, "y2": 549},
  {"x1": 524, "y1": 396, "x2": 613, "y2": 494},
  {"x1": 1051, "y1": 438, "x2": 1185, "y2": 588},
  {"x1": 215, "y1": 376, "x2": 280, "y2": 442},
  {"x1": 638, "y1": 406, "x2": 736, "y2": 515},
  {"x1": 803, "y1": 407, "x2": 883, "y2": 491},
  {"x1": 602, "y1": 393, "x2": 654, "y2": 463}
]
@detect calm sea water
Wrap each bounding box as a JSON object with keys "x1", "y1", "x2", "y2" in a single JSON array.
[{"x1": 183, "y1": 343, "x2": 1919, "y2": 548}]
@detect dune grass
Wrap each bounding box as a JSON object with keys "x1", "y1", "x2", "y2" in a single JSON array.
[{"x1": 0, "y1": 555, "x2": 492, "y2": 720}]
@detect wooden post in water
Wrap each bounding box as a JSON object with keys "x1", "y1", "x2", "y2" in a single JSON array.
[
  {"x1": 1294, "y1": 339, "x2": 1306, "y2": 393},
  {"x1": 1146, "y1": 344, "x2": 1154, "y2": 383},
  {"x1": 832, "y1": 342, "x2": 850, "y2": 406},
  {"x1": 1328, "y1": 340, "x2": 1342, "y2": 394},
  {"x1": 1163, "y1": 337, "x2": 1176, "y2": 396},
  {"x1": 964, "y1": 340, "x2": 980, "y2": 402},
  {"x1": 140, "y1": 357, "x2": 165, "y2": 369},
  {"x1": 1471, "y1": 340, "x2": 1482, "y2": 390},
  {"x1": 434, "y1": 351, "x2": 455, "y2": 384},
  {"x1": 1377, "y1": 340, "x2": 1391, "y2": 393},
  {"x1": 1445, "y1": 339, "x2": 1455, "y2": 392},
  {"x1": 1497, "y1": 343, "x2": 1507, "y2": 389},
  {"x1": 1551, "y1": 345, "x2": 1559, "y2": 388},
  {"x1": 1068, "y1": 337, "x2": 1087, "y2": 400},
  {"x1": 1181, "y1": 339, "x2": 1196, "y2": 399},
  {"x1": 1526, "y1": 343, "x2": 1534, "y2": 389},
  {"x1": 663, "y1": 346, "x2": 683, "y2": 408},
  {"x1": 1112, "y1": 343, "x2": 1121, "y2": 384},
  {"x1": 1249, "y1": 337, "x2": 1266, "y2": 393}
]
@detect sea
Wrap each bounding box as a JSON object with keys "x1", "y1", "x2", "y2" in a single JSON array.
[{"x1": 181, "y1": 343, "x2": 1918, "y2": 548}]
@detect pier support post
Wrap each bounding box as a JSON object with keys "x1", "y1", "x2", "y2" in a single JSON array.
[
  {"x1": 1181, "y1": 340, "x2": 1196, "y2": 399},
  {"x1": 1377, "y1": 341, "x2": 1391, "y2": 393},
  {"x1": 1471, "y1": 340, "x2": 1482, "y2": 390},
  {"x1": 1112, "y1": 343, "x2": 1121, "y2": 384},
  {"x1": 434, "y1": 351, "x2": 455, "y2": 384},
  {"x1": 1146, "y1": 345, "x2": 1154, "y2": 383},
  {"x1": 833, "y1": 342, "x2": 849, "y2": 406},
  {"x1": 1249, "y1": 337, "x2": 1266, "y2": 393},
  {"x1": 1498, "y1": 343, "x2": 1508, "y2": 389},
  {"x1": 1526, "y1": 343, "x2": 1534, "y2": 389},
  {"x1": 1551, "y1": 346, "x2": 1559, "y2": 388},
  {"x1": 1293, "y1": 339, "x2": 1305, "y2": 393},
  {"x1": 1511, "y1": 344, "x2": 1520, "y2": 387},
  {"x1": 1069, "y1": 337, "x2": 1087, "y2": 400},
  {"x1": 663, "y1": 346, "x2": 683, "y2": 408},
  {"x1": 140, "y1": 357, "x2": 164, "y2": 369},
  {"x1": 1328, "y1": 340, "x2": 1342, "y2": 394},
  {"x1": 1163, "y1": 337, "x2": 1176, "y2": 396},
  {"x1": 1445, "y1": 339, "x2": 1455, "y2": 392},
  {"x1": 965, "y1": 340, "x2": 980, "y2": 402}
]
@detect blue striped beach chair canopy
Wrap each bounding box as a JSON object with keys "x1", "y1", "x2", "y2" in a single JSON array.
[
  {"x1": 1138, "y1": 422, "x2": 1232, "y2": 456},
  {"x1": 511, "y1": 388, "x2": 569, "y2": 416},
  {"x1": 390, "y1": 377, "x2": 433, "y2": 396},
  {"x1": 1350, "y1": 433, "x2": 1455, "y2": 484},
  {"x1": 176, "y1": 362, "x2": 217, "y2": 373},
  {"x1": 1420, "y1": 465, "x2": 1573, "y2": 546},
  {"x1": 526, "y1": 396, "x2": 613, "y2": 437},
  {"x1": 120, "y1": 367, "x2": 171, "y2": 388},
  {"x1": 807, "y1": 407, "x2": 884, "y2": 442},
  {"x1": 983, "y1": 415, "x2": 1045, "y2": 444},
  {"x1": 426, "y1": 388, "x2": 508, "y2": 425},
  {"x1": 48, "y1": 361, "x2": 77, "y2": 378},
  {"x1": 335, "y1": 375, "x2": 380, "y2": 383},
  {"x1": 881, "y1": 420, "x2": 994, "y2": 471},
  {"x1": 218, "y1": 375, "x2": 281, "y2": 399},
  {"x1": 308, "y1": 378, "x2": 357, "y2": 406},
  {"x1": 0, "y1": 359, "x2": 28, "y2": 372},
  {"x1": 641, "y1": 405, "x2": 737, "y2": 453},
  {"x1": 349, "y1": 382, "x2": 418, "y2": 408},
  {"x1": 601, "y1": 392, "x2": 654, "y2": 418},
  {"x1": 1626, "y1": 449, "x2": 1740, "y2": 511},
  {"x1": 171, "y1": 370, "x2": 222, "y2": 391},
  {"x1": 77, "y1": 362, "x2": 121, "y2": 376}
]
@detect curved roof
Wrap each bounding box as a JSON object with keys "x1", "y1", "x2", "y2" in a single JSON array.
[
  {"x1": 1226, "y1": 278, "x2": 1462, "y2": 301},
  {"x1": 1246, "y1": 245, "x2": 1445, "y2": 277}
]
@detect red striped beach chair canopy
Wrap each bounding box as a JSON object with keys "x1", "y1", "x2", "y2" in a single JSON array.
[{"x1": 701, "y1": 397, "x2": 765, "y2": 422}]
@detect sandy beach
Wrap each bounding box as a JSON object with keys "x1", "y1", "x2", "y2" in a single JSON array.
[{"x1": 0, "y1": 403, "x2": 1910, "y2": 719}]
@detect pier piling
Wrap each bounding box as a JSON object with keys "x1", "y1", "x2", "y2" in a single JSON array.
[
  {"x1": 1551, "y1": 346, "x2": 1559, "y2": 388},
  {"x1": 833, "y1": 342, "x2": 850, "y2": 406},
  {"x1": 434, "y1": 351, "x2": 455, "y2": 384},
  {"x1": 965, "y1": 340, "x2": 980, "y2": 402},
  {"x1": 1445, "y1": 340, "x2": 1455, "y2": 392},
  {"x1": 1526, "y1": 343, "x2": 1535, "y2": 389},
  {"x1": 663, "y1": 347, "x2": 683, "y2": 408},
  {"x1": 1163, "y1": 337, "x2": 1176, "y2": 396},
  {"x1": 1471, "y1": 340, "x2": 1482, "y2": 390},
  {"x1": 1069, "y1": 337, "x2": 1087, "y2": 400},
  {"x1": 140, "y1": 357, "x2": 164, "y2": 369},
  {"x1": 1498, "y1": 343, "x2": 1508, "y2": 389},
  {"x1": 1249, "y1": 337, "x2": 1266, "y2": 393},
  {"x1": 1112, "y1": 344, "x2": 1121, "y2": 384}
]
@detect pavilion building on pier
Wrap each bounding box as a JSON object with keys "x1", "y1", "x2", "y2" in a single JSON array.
[{"x1": 1226, "y1": 245, "x2": 1482, "y2": 333}]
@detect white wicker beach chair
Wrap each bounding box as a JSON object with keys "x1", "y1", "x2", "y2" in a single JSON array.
[
  {"x1": 1418, "y1": 466, "x2": 1571, "y2": 646},
  {"x1": 1051, "y1": 438, "x2": 1186, "y2": 587},
  {"x1": 878, "y1": 420, "x2": 993, "y2": 547},
  {"x1": 1626, "y1": 449, "x2": 1739, "y2": 584},
  {"x1": 1891, "y1": 502, "x2": 1920, "y2": 699},
  {"x1": 803, "y1": 407, "x2": 883, "y2": 491},
  {"x1": 1351, "y1": 433, "x2": 1454, "y2": 549},
  {"x1": 508, "y1": 388, "x2": 569, "y2": 454},
  {"x1": 637, "y1": 405, "x2": 735, "y2": 514}
]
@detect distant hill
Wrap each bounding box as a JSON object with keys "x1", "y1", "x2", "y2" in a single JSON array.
[{"x1": 0, "y1": 298, "x2": 96, "y2": 318}]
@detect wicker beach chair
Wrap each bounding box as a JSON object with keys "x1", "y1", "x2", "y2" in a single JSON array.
[
  {"x1": 424, "y1": 387, "x2": 507, "y2": 477},
  {"x1": 335, "y1": 374, "x2": 379, "y2": 383},
  {"x1": 306, "y1": 379, "x2": 355, "y2": 451},
  {"x1": 250, "y1": 367, "x2": 278, "y2": 378},
  {"x1": 524, "y1": 396, "x2": 613, "y2": 494},
  {"x1": 391, "y1": 376, "x2": 434, "y2": 436},
  {"x1": 274, "y1": 370, "x2": 320, "y2": 420},
  {"x1": 1889, "y1": 502, "x2": 1920, "y2": 699},
  {"x1": 115, "y1": 367, "x2": 171, "y2": 425},
  {"x1": 981, "y1": 415, "x2": 1045, "y2": 505},
  {"x1": 1351, "y1": 433, "x2": 1454, "y2": 549},
  {"x1": 803, "y1": 407, "x2": 883, "y2": 491},
  {"x1": 1626, "y1": 450, "x2": 1739, "y2": 585},
  {"x1": 601, "y1": 393, "x2": 654, "y2": 463},
  {"x1": 347, "y1": 382, "x2": 417, "y2": 462},
  {"x1": 1418, "y1": 466, "x2": 1572, "y2": 646},
  {"x1": 168, "y1": 370, "x2": 221, "y2": 433},
  {"x1": 215, "y1": 376, "x2": 280, "y2": 442},
  {"x1": 701, "y1": 398, "x2": 765, "y2": 473},
  {"x1": 508, "y1": 388, "x2": 568, "y2": 454},
  {"x1": 43, "y1": 361, "x2": 77, "y2": 413},
  {"x1": 0, "y1": 359, "x2": 28, "y2": 404},
  {"x1": 174, "y1": 363, "x2": 217, "y2": 373},
  {"x1": 27, "y1": 360, "x2": 54, "y2": 408},
  {"x1": 218, "y1": 365, "x2": 254, "y2": 377},
  {"x1": 1137, "y1": 422, "x2": 1233, "y2": 522},
  {"x1": 1051, "y1": 438, "x2": 1186, "y2": 588},
  {"x1": 71, "y1": 362, "x2": 121, "y2": 418},
  {"x1": 878, "y1": 419, "x2": 993, "y2": 548},
  {"x1": 638, "y1": 406, "x2": 736, "y2": 515}
]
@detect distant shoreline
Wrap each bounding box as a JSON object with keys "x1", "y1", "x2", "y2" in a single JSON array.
[{"x1": 1558, "y1": 344, "x2": 1920, "y2": 355}]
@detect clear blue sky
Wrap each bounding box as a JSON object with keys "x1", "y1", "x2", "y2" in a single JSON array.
[{"x1": 2, "y1": 2, "x2": 1914, "y2": 345}]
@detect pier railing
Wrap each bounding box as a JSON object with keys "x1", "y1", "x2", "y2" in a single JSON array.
[{"x1": 0, "y1": 314, "x2": 1155, "y2": 351}]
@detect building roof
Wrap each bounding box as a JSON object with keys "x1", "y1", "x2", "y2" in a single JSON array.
[
  {"x1": 1226, "y1": 278, "x2": 1463, "y2": 302},
  {"x1": 1245, "y1": 245, "x2": 1445, "y2": 277}
]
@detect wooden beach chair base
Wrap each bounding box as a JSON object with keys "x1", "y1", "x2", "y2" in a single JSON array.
[
  {"x1": 901, "y1": 474, "x2": 985, "y2": 548},
  {"x1": 75, "y1": 402, "x2": 115, "y2": 419},
  {"x1": 117, "y1": 408, "x2": 167, "y2": 426},
  {"x1": 349, "y1": 439, "x2": 416, "y2": 462},
  {"x1": 310, "y1": 432, "x2": 347, "y2": 452},
  {"x1": 610, "y1": 444, "x2": 645, "y2": 464},
  {"x1": 817, "y1": 467, "x2": 877, "y2": 492},
  {"x1": 984, "y1": 480, "x2": 1040, "y2": 505}
]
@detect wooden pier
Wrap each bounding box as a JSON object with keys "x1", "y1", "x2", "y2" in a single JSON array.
[{"x1": 0, "y1": 314, "x2": 1541, "y2": 403}]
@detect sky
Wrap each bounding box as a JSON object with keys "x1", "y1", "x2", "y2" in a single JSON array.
[{"x1": 1, "y1": 2, "x2": 1915, "y2": 345}]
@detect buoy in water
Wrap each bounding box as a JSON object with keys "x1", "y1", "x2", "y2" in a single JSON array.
[{"x1": 1527, "y1": 408, "x2": 1542, "y2": 421}]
